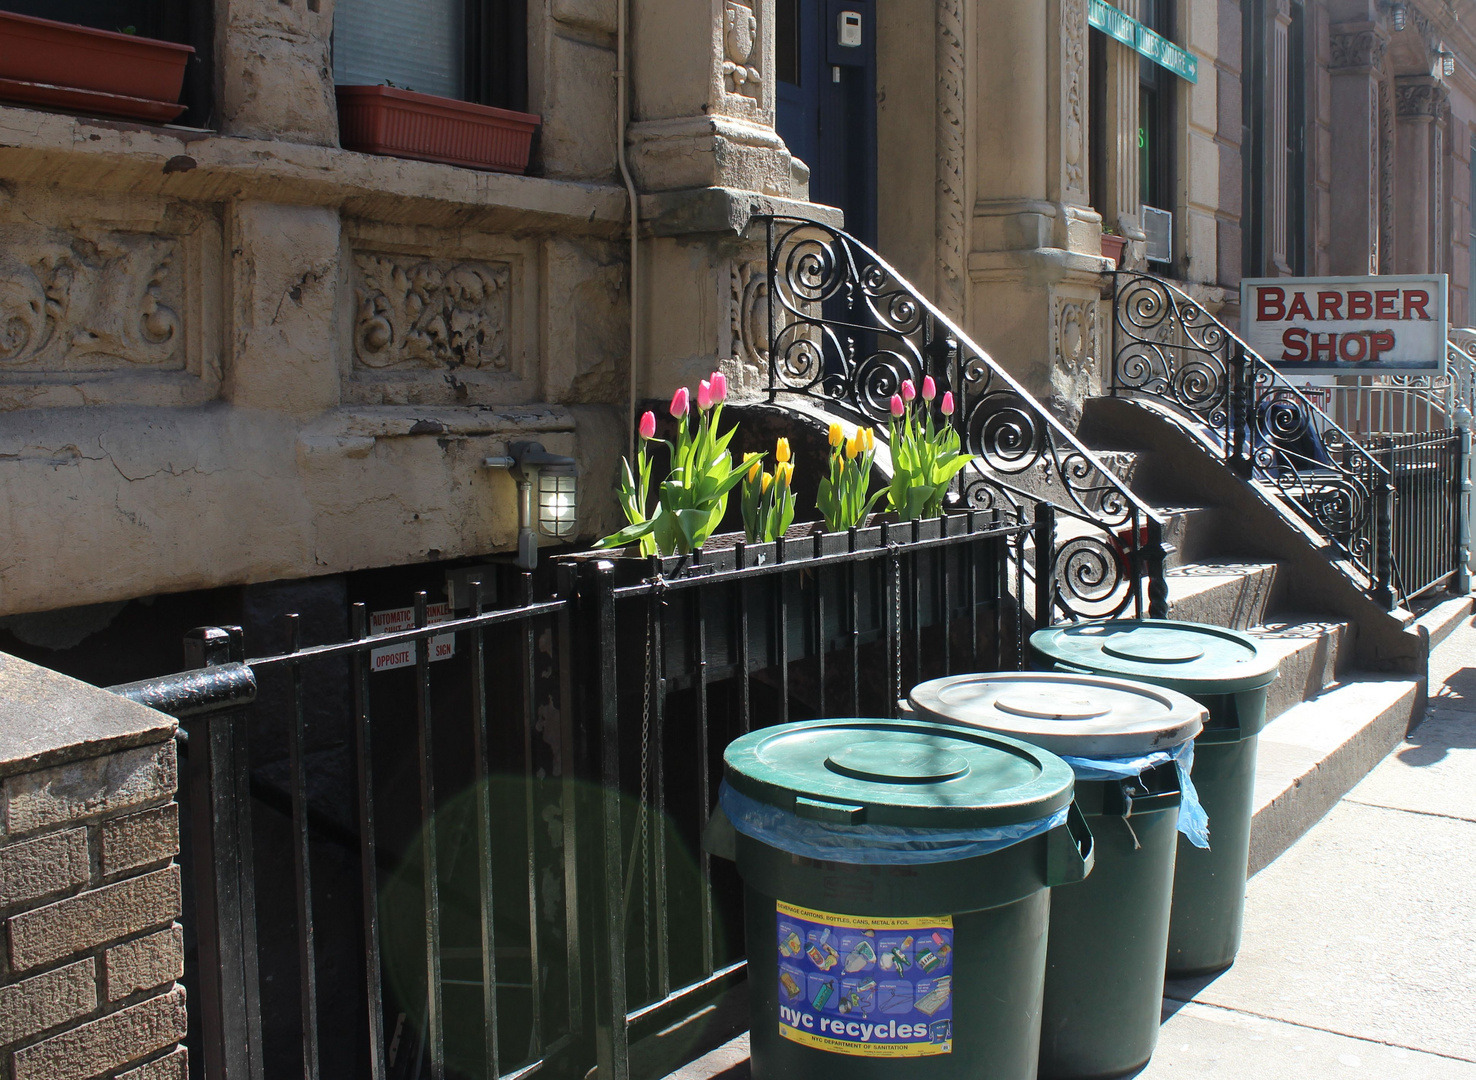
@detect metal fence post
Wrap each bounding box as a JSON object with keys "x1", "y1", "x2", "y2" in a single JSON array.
[
  {"x1": 1143, "y1": 515, "x2": 1172, "y2": 620},
  {"x1": 583, "y1": 561, "x2": 630, "y2": 1080},
  {"x1": 182, "y1": 626, "x2": 265, "y2": 1080},
  {"x1": 1033, "y1": 502, "x2": 1057, "y2": 629},
  {"x1": 1230, "y1": 342, "x2": 1253, "y2": 477},
  {"x1": 1458, "y1": 410, "x2": 1472, "y2": 595},
  {"x1": 1374, "y1": 444, "x2": 1397, "y2": 609}
]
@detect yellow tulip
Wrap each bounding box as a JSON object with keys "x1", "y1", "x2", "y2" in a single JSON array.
[
  {"x1": 778, "y1": 461, "x2": 794, "y2": 486},
  {"x1": 746, "y1": 455, "x2": 762, "y2": 482},
  {"x1": 863, "y1": 427, "x2": 875, "y2": 451},
  {"x1": 776, "y1": 437, "x2": 792, "y2": 464},
  {"x1": 828, "y1": 423, "x2": 844, "y2": 448},
  {"x1": 761, "y1": 471, "x2": 773, "y2": 493},
  {"x1": 845, "y1": 432, "x2": 862, "y2": 460}
]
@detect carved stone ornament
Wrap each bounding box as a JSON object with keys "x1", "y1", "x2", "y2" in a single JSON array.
[
  {"x1": 353, "y1": 254, "x2": 510, "y2": 371},
  {"x1": 1054, "y1": 297, "x2": 1097, "y2": 376},
  {"x1": 723, "y1": 1, "x2": 761, "y2": 99},
  {"x1": 0, "y1": 227, "x2": 181, "y2": 372},
  {"x1": 1062, "y1": 0, "x2": 1087, "y2": 198},
  {"x1": 730, "y1": 258, "x2": 769, "y2": 367},
  {"x1": 1329, "y1": 30, "x2": 1388, "y2": 71},
  {"x1": 935, "y1": 0, "x2": 966, "y2": 319},
  {"x1": 1395, "y1": 79, "x2": 1449, "y2": 119}
]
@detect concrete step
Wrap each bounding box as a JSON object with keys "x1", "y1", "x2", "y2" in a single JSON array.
[
  {"x1": 1244, "y1": 615, "x2": 1350, "y2": 724},
  {"x1": 1164, "y1": 561, "x2": 1279, "y2": 630},
  {"x1": 1248, "y1": 674, "x2": 1422, "y2": 875},
  {"x1": 1414, "y1": 592, "x2": 1474, "y2": 650}
]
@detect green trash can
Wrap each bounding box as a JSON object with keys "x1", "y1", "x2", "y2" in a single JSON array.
[
  {"x1": 908, "y1": 671, "x2": 1205, "y2": 1079},
  {"x1": 1029, "y1": 620, "x2": 1279, "y2": 977},
  {"x1": 720, "y1": 718, "x2": 1094, "y2": 1080}
]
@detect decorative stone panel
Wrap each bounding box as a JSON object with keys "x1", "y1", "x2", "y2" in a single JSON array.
[
  {"x1": 0, "y1": 194, "x2": 222, "y2": 410},
  {"x1": 343, "y1": 223, "x2": 538, "y2": 406}
]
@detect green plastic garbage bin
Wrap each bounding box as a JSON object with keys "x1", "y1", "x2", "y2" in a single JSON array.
[
  {"x1": 721, "y1": 717, "x2": 1094, "y2": 1080},
  {"x1": 908, "y1": 671, "x2": 1205, "y2": 1079},
  {"x1": 1029, "y1": 620, "x2": 1279, "y2": 977}
]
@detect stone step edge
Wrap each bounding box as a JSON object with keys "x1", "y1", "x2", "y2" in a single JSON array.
[
  {"x1": 1247, "y1": 674, "x2": 1421, "y2": 877},
  {"x1": 1414, "y1": 593, "x2": 1473, "y2": 651}
]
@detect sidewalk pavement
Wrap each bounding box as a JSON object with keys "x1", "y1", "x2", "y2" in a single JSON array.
[
  {"x1": 660, "y1": 615, "x2": 1476, "y2": 1079},
  {"x1": 1134, "y1": 617, "x2": 1476, "y2": 1078}
]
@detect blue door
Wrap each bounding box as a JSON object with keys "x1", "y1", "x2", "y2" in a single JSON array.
[{"x1": 775, "y1": 0, "x2": 877, "y2": 246}]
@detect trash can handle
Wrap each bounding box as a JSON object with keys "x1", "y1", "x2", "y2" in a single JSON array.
[
  {"x1": 1102, "y1": 761, "x2": 1182, "y2": 819},
  {"x1": 793, "y1": 796, "x2": 867, "y2": 824},
  {"x1": 1046, "y1": 802, "x2": 1094, "y2": 887}
]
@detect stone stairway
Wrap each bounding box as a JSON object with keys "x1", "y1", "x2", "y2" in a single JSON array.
[{"x1": 1071, "y1": 395, "x2": 1465, "y2": 873}]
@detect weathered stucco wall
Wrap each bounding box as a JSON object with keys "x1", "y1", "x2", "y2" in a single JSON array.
[{"x1": 0, "y1": 0, "x2": 824, "y2": 618}]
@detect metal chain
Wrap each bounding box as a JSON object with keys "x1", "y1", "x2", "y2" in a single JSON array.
[{"x1": 890, "y1": 544, "x2": 902, "y2": 709}]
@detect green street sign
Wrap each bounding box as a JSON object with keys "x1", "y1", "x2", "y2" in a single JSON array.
[{"x1": 1088, "y1": 0, "x2": 1198, "y2": 84}]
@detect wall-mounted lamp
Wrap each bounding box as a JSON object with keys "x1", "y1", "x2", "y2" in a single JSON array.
[
  {"x1": 1439, "y1": 48, "x2": 1457, "y2": 77},
  {"x1": 484, "y1": 442, "x2": 579, "y2": 569},
  {"x1": 1390, "y1": 2, "x2": 1408, "y2": 32}
]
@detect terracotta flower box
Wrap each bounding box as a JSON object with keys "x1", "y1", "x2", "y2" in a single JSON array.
[
  {"x1": 336, "y1": 85, "x2": 540, "y2": 174},
  {"x1": 1101, "y1": 233, "x2": 1127, "y2": 269},
  {"x1": 0, "y1": 11, "x2": 192, "y2": 122}
]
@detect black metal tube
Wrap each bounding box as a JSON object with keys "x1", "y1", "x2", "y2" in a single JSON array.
[
  {"x1": 351, "y1": 604, "x2": 388, "y2": 1080},
  {"x1": 284, "y1": 614, "x2": 321, "y2": 1080},
  {"x1": 413, "y1": 593, "x2": 446, "y2": 1079}
]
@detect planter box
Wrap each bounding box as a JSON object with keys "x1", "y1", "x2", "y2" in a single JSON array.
[
  {"x1": 1101, "y1": 233, "x2": 1127, "y2": 269},
  {"x1": 336, "y1": 85, "x2": 539, "y2": 174},
  {"x1": 0, "y1": 12, "x2": 191, "y2": 120}
]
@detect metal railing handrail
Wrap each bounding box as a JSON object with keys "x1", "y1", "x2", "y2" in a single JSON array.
[
  {"x1": 1111, "y1": 271, "x2": 1398, "y2": 607},
  {"x1": 757, "y1": 215, "x2": 1169, "y2": 622}
]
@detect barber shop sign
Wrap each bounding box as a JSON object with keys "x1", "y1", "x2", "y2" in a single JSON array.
[{"x1": 1240, "y1": 274, "x2": 1447, "y2": 373}]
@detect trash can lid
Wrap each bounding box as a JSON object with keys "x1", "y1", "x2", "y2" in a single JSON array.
[
  {"x1": 1030, "y1": 619, "x2": 1279, "y2": 695},
  {"x1": 908, "y1": 671, "x2": 1204, "y2": 758},
  {"x1": 723, "y1": 718, "x2": 1075, "y2": 829}
]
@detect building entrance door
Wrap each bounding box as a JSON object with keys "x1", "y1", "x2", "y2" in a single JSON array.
[{"x1": 775, "y1": 0, "x2": 877, "y2": 245}]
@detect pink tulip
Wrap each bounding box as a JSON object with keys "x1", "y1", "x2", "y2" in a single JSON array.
[
  {"x1": 921, "y1": 375, "x2": 937, "y2": 401},
  {"x1": 697, "y1": 379, "x2": 713, "y2": 411},
  {"x1": 940, "y1": 391, "x2": 955, "y2": 416},
  {"x1": 711, "y1": 371, "x2": 728, "y2": 404},
  {"x1": 670, "y1": 386, "x2": 690, "y2": 418},
  {"x1": 901, "y1": 379, "x2": 916, "y2": 402},
  {"x1": 639, "y1": 411, "x2": 657, "y2": 440},
  {"x1": 889, "y1": 394, "x2": 905, "y2": 418}
]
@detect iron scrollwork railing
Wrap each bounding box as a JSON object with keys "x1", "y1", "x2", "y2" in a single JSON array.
[
  {"x1": 1110, "y1": 272, "x2": 1398, "y2": 608},
  {"x1": 759, "y1": 216, "x2": 1169, "y2": 622}
]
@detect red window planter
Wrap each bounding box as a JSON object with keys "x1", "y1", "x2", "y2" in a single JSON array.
[
  {"x1": 336, "y1": 85, "x2": 539, "y2": 174},
  {"x1": 1101, "y1": 233, "x2": 1127, "y2": 269},
  {"x1": 0, "y1": 11, "x2": 192, "y2": 123}
]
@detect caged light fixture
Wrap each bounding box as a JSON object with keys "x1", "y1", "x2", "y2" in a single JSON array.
[
  {"x1": 1390, "y1": 1, "x2": 1408, "y2": 32},
  {"x1": 1440, "y1": 48, "x2": 1457, "y2": 76},
  {"x1": 485, "y1": 442, "x2": 579, "y2": 569}
]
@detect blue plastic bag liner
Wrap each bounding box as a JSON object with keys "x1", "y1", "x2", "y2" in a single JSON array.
[
  {"x1": 1060, "y1": 739, "x2": 1210, "y2": 849},
  {"x1": 719, "y1": 781, "x2": 1069, "y2": 865}
]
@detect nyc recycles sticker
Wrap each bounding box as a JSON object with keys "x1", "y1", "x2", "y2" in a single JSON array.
[{"x1": 775, "y1": 900, "x2": 954, "y2": 1057}]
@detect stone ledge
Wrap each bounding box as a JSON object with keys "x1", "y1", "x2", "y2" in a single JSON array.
[
  {"x1": 0, "y1": 656, "x2": 175, "y2": 780},
  {"x1": 0, "y1": 105, "x2": 628, "y2": 235}
]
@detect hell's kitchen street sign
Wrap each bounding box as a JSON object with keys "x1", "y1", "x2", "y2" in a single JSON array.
[{"x1": 1240, "y1": 274, "x2": 1447, "y2": 374}]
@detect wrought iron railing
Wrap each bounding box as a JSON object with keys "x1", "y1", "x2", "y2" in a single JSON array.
[
  {"x1": 1351, "y1": 430, "x2": 1464, "y2": 602},
  {"x1": 759, "y1": 216, "x2": 1168, "y2": 622},
  {"x1": 1110, "y1": 272, "x2": 1401, "y2": 608},
  {"x1": 1315, "y1": 332, "x2": 1476, "y2": 436},
  {"x1": 107, "y1": 517, "x2": 1027, "y2": 1080}
]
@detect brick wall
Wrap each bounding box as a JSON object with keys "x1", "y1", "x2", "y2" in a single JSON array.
[{"x1": 0, "y1": 653, "x2": 186, "y2": 1080}]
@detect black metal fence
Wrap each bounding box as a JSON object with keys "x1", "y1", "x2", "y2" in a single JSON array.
[
  {"x1": 109, "y1": 515, "x2": 1029, "y2": 1080},
  {"x1": 1347, "y1": 430, "x2": 1464, "y2": 603}
]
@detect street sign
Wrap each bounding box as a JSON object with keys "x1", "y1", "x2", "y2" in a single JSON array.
[
  {"x1": 1240, "y1": 274, "x2": 1447, "y2": 374},
  {"x1": 1088, "y1": 0, "x2": 1198, "y2": 84},
  {"x1": 368, "y1": 602, "x2": 455, "y2": 673}
]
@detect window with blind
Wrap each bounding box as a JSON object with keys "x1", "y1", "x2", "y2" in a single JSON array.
[{"x1": 332, "y1": 0, "x2": 527, "y2": 111}]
